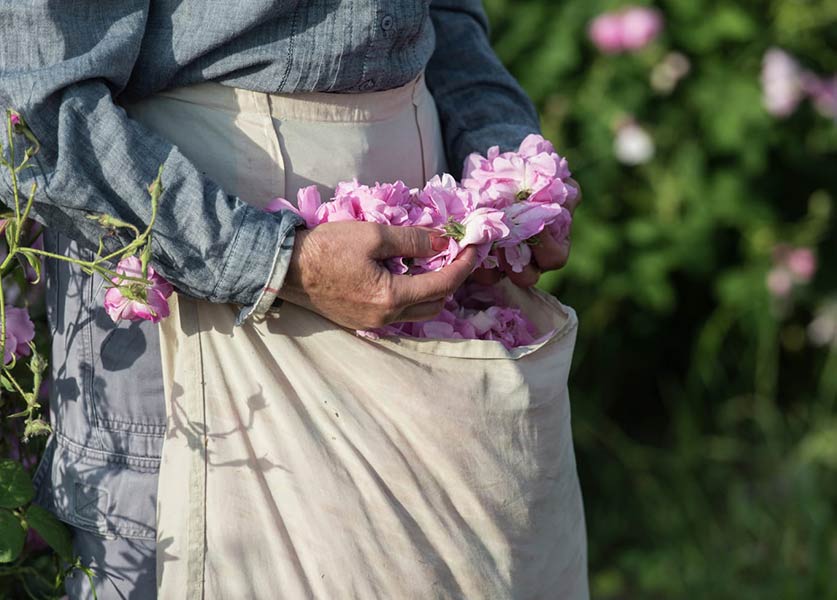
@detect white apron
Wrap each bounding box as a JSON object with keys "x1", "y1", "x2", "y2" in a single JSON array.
[{"x1": 125, "y1": 73, "x2": 588, "y2": 600}]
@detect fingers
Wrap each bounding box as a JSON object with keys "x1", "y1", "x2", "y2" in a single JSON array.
[
  {"x1": 531, "y1": 230, "x2": 571, "y2": 272},
  {"x1": 393, "y1": 246, "x2": 479, "y2": 305},
  {"x1": 468, "y1": 267, "x2": 503, "y2": 285},
  {"x1": 498, "y1": 248, "x2": 540, "y2": 288},
  {"x1": 396, "y1": 299, "x2": 447, "y2": 323},
  {"x1": 374, "y1": 225, "x2": 447, "y2": 259},
  {"x1": 565, "y1": 177, "x2": 583, "y2": 214}
]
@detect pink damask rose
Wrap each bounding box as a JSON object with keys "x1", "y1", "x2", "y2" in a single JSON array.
[
  {"x1": 805, "y1": 75, "x2": 837, "y2": 120},
  {"x1": 620, "y1": 7, "x2": 664, "y2": 50},
  {"x1": 761, "y1": 48, "x2": 805, "y2": 117},
  {"x1": 2, "y1": 305, "x2": 35, "y2": 364},
  {"x1": 458, "y1": 207, "x2": 510, "y2": 247},
  {"x1": 766, "y1": 244, "x2": 817, "y2": 298},
  {"x1": 588, "y1": 12, "x2": 624, "y2": 54},
  {"x1": 501, "y1": 202, "x2": 565, "y2": 245},
  {"x1": 417, "y1": 174, "x2": 477, "y2": 226},
  {"x1": 103, "y1": 256, "x2": 173, "y2": 324},
  {"x1": 462, "y1": 134, "x2": 576, "y2": 208},
  {"x1": 589, "y1": 7, "x2": 663, "y2": 54},
  {"x1": 785, "y1": 247, "x2": 817, "y2": 281}
]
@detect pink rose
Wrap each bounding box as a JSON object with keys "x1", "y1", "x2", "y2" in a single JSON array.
[
  {"x1": 589, "y1": 7, "x2": 663, "y2": 54},
  {"x1": 620, "y1": 7, "x2": 664, "y2": 50},
  {"x1": 500, "y1": 202, "x2": 565, "y2": 245},
  {"x1": 2, "y1": 305, "x2": 35, "y2": 364},
  {"x1": 588, "y1": 13, "x2": 624, "y2": 54},
  {"x1": 766, "y1": 268, "x2": 793, "y2": 298},
  {"x1": 785, "y1": 247, "x2": 816, "y2": 282},
  {"x1": 503, "y1": 242, "x2": 533, "y2": 274},
  {"x1": 761, "y1": 48, "x2": 805, "y2": 117},
  {"x1": 103, "y1": 256, "x2": 173, "y2": 324},
  {"x1": 458, "y1": 207, "x2": 510, "y2": 247},
  {"x1": 804, "y1": 74, "x2": 837, "y2": 120}
]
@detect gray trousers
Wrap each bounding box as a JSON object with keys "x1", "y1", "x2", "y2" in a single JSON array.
[{"x1": 65, "y1": 528, "x2": 156, "y2": 600}]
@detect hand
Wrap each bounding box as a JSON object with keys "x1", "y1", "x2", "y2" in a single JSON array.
[
  {"x1": 278, "y1": 221, "x2": 479, "y2": 330},
  {"x1": 470, "y1": 178, "x2": 583, "y2": 288}
]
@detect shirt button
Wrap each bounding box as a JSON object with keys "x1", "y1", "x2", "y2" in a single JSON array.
[
  {"x1": 381, "y1": 15, "x2": 394, "y2": 30},
  {"x1": 359, "y1": 79, "x2": 376, "y2": 91}
]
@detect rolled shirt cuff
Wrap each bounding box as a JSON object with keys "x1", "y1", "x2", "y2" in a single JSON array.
[{"x1": 204, "y1": 203, "x2": 303, "y2": 325}]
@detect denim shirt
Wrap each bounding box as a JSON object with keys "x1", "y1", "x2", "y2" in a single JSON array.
[{"x1": 0, "y1": 1, "x2": 540, "y2": 542}]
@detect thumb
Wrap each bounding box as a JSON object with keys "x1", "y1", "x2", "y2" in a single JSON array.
[{"x1": 374, "y1": 225, "x2": 448, "y2": 259}]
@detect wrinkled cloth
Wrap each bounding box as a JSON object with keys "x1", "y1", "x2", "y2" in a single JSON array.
[{"x1": 149, "y1": 76, "x2": 587, "y2": 598}]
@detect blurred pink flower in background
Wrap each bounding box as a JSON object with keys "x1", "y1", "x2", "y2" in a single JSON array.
[
  {"x1": 103, "y1": 256, "x2": 173, "y2": 324},
  {"x1": 588, "y1": 6, "x2": 663, "y2": 54},
  {"x1": 2, "y1": 305, "x2": 35, "y2": 364},
  {"x1": 761, "y1": 48, "x2": 805, "y2": 117},
  {"x1": 804, "y1": 75, "x2": 837, "y2": 120},
  {"x1": 766, "y1": 245, "x2": 817, "y2": 299},
  {"x1": 785, "y1": 247, "x2": 817, "y2": 281},
  {"x1": 761, "y1": 48, "x2": 837, "y2": 120},
  {"x1": 766, "y1": 268, "x2": 793, "y2": 298}
]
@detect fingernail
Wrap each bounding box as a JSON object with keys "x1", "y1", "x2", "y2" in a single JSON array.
[{"x1": 430, "y1": 234, "x2": 448, "y2": 252}]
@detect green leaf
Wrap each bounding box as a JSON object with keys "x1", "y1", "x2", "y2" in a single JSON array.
[
  {"x1": 0, "y1": 508, "x2": 25, "y2": 563},
  {"x1": 0, "y1": 459, "x2": 34, "y2": 508},
  {"x1": 25, "y1": 504, "x2": 74, "y2": 562},
  {"x1": 0, "y1": 374, "x2": 15, "y2": 393}
]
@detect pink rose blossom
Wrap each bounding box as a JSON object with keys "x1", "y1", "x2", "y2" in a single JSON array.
[
  {"x1": 462, "y1": 135, "x2": 575, "y2": 208},
  {"x1": 785, "y1": 247, "x2": 817, "y2": 281},
  {"x1": 766, "y1": 268, "x2": 793, "y2": 298},
  {"x1": 588, "y1": 7, "x2": 663, "y2": 54},
  {"x1": 458, "y1": 207, "x2": 510, "y2": 247},
  {"x1": 2, "y1": 305, "x2": 35, "y2": 364},
  {"x1": 363, "y1": 284, "x2": 539, "y2": 349},
  {"x1": 500, "y1": 202, "x2": 565, "y2": 245},
  {"x1": 761, "y1": 48, "x2": 805, "y2": 117},
  {"x1": 620, "y1": 7, "x2": 664, "y2": 50},
  {"x1": 9, "y1": 112, "x2": 21, "y2": 127},
  {"x1": 503, "y1": 242, "x2": 533, "y2": 274},
  {"x1": 103, "y1": 256, "x2": 173, "y2": 324},
  {"x1": 588, "y1": 13, "x2": 624, "y2": 54},
  {"x1": 804, "y1": 74, "x2": 837, "y2": 120}
]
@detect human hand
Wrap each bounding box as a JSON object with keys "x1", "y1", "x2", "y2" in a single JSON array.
[
  {"x1": 470, "y1": 178, "x2": 583, "y2": 288},
  {"x1": 278, "y1": 221, "x2": 479, "y2": 330}
]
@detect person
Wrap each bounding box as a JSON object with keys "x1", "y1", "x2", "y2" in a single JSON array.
[{"x1": 0, "y1": 2, "x2": 583, "y2": 598}]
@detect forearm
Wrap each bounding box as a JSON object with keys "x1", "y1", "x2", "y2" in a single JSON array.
[
  {"x1": 426, "y1": 0, "x2": 542, "y2": 176},
  {"x1": 0, "y1": 2, "x2": 303, "y2": 311}
]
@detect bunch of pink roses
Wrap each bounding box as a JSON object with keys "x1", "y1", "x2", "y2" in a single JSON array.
[{"x1": 270, "y1": 134, "x2": 577, "y2": 348}]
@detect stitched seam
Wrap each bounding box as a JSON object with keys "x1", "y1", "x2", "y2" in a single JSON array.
[
  {"x1": 53, "y1": 431, "x2": 161, "y2": 470},
  {"x1": 278, "y1": 6, "x2": 300, "y2": 91}
]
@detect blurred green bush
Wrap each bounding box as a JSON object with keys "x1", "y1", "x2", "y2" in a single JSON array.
[{"x1": 483, "y1": 0, "x2": 837, "y2": 597}]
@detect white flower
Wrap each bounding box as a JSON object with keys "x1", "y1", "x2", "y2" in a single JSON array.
[{"x1": 614, "y1": 122, "x2": 655, "y2": 165}]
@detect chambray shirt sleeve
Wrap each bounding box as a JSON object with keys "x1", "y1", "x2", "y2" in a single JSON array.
[
  {"x1": 0, "y1": 2, "x2": 303, "y2": 320},
  {"x1": 426, "y1": 0, "x2": 542, "y2": 177}
]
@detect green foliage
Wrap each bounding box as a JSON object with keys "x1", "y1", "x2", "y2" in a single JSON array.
[
  {"x1": 0, "y1": 459, "x2": 33, "y2": 509},
  {"x1": 25, "y1": 505, "x2": 74, "y2": 564},
  {"x1": 486, "y1": 0, "x2": 837, "y2": 597}
]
